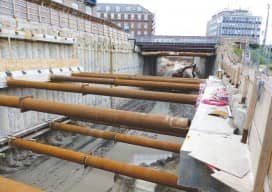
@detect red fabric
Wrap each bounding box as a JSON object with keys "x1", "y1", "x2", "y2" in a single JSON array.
[{"x1": 202, "y1": 99, "x2": 228, "y2": 106}]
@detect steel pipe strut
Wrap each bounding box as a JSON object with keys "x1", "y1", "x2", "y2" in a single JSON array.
[
  {"x1": 0, "y1": 95, "x2": 189, "y2": 137},
  {"x1": 0, "y1": 176, "x2": 44, "y2": 192},
  {"x1": 72, "y1": 72, "x2": 204, "y2": 84},
  {"x1": 7, "y1": 79, "x2": 197, "y2": 104},
  {"x1": 50, "y1": 75, "x2": 200, "y2": 91},
  {"x1": 9, "y1": 138, "x2": 198, "y2": 191},
  {"x1": 51, "y1": 122, "x2": 182, "y2": 153}
]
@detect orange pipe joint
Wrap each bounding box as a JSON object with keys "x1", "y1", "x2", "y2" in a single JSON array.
[
  {"x1": 7, "y1": 79, "x2": 198, "y2": 104},
  {"x1": 51, "y1": 122, "x2": 182, "y2": 153},
  {"x1": 9, "y1": 138, "x2": 197, "y2": 191},
  {"x1": 0, "y1": 95, "x2": 189, "y2": 137},
  {"x1": 50, "y1": 75, "x2": 200, "y2": 91},
  {"x1": 72, "y1": 72, "x2": 204, "y2": 84}
]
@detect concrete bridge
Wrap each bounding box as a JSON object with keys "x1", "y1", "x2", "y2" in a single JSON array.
[{"x1": 132, "y1": 36, "x2": 219, "y2": 77}]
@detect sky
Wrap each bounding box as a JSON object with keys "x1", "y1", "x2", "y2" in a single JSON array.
[{"x1": 99, "y1": 0, "x2": 272, "y2": 44}]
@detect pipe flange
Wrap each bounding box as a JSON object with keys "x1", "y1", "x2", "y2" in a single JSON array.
[
  {"x1": 19, "y1": 96, "x2": 33, "y2": 113},
  {"x1": 81, "y1": 84, "x2": 90, "y2": 96},
  {"x1": 83, "y1": 155, "x2": 90, "y2": 169}
]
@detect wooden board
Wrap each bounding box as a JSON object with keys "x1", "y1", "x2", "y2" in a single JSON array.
[
  {"x1": 249, "y1": 82, "x2": 272, "y2": 191},
  {"x1": 186, "y1": 132, "x2": 250, "y2": 178},
  {"x1": 0, "y1": 58, "x2": 79, "y2": 71},
  {"x1": 212, "y1": 171, "x2": 253, "y2": 192}
]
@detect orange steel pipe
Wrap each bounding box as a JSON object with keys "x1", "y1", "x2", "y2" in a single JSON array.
[
  {"x1": 0, "y1": 95, "x2": 189, "y2": 137},
  {"x1": 50, "y1": 75, "x2": 200, "y2": 91},
  {"x1": 9, "y1": 138, "x2": 197, "y2": 191},
  {"x1": 0, "y1": 176, "x2": 44, "y2": 192},
  {"x1": 7, "y1": 79, "x2": 197, "y2": 104},
  {"x1": 51, "y1": 122, "x2": 182, "y2": 153},
  {"x1": 72, "y1": 72, "x2": 204, "y2": 84}
]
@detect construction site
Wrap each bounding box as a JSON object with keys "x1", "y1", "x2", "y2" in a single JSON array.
[{"x1": 0, "y1": 0, "x2": 272, "y2": 192}]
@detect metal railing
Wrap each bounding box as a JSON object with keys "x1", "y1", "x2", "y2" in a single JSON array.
[{"x1": 134, "y1": 35, "x2": 219, "y2": 45}]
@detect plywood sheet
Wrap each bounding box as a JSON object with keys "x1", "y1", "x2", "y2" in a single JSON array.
[
  {"x1": 212, "y1": 171, "x2": 253, "y2": 192},
  {"x1": 185, "y1": 131, "x2": 250, "y2": 177}
]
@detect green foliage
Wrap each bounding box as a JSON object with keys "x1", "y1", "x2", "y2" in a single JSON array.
[
  {"x1": 249, "y1": 43, "x2": 260, "y2": 49},
  {"x1": 233, "y1": 47, "x2": 243, "y2": 57}
]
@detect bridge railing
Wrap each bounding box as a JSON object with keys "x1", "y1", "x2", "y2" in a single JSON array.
[{"x1": 134, "y1": 36, "x2": 219, "y2": 45}]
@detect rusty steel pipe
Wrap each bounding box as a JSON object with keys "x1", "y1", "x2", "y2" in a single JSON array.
[
  {"x1": 0, "y1": 176, "x2": 44, "y2": 192},
  {"x1": 9, "y1": 138, "x2": 197, "y2": 191},
  {"x1": 0, "y1": 95, "x2": 189, "y2": 137},
  {"x1": 72, "y1": 72, "x2": 204, "y2": 84},
  {"x1": 50, "y1": 75, "x2": 200, "y2": 91},
  {"x1": 7, "y1": 79, "x2": 197, "y2": 104},
  {"x1": 51, "y1": 122, "x2": 181, "y2": 153}
]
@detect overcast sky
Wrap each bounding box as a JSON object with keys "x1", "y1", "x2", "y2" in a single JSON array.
[{"x1": 99, "y1": 0, "x2": 272, "y2": 44}]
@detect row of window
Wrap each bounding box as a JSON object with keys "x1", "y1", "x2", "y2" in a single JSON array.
[
  {"x1": 221, "y1": 33, "x2": 260, "y2": 38},
  {"x1": 97, "y1": 13, "x2": 150, "y2": 21},
  {"x1": 221, "y1": 27, "x2": 260, "y2": 31},
  {"x1": 97, "y1": 5, "x2": 143, "y2": 13},
  {"x1": 118, "y1": 22, "x2": 148, "y2": 29},
  {"x1": 130, "y1": 30, "x2": 149, "y2": 36},
  {"x1": 220, "y1": 29, "x2": 259, "y2": 35},
  {"x1": 223, "y1": 16, "x2": 261, "y2": 23}
]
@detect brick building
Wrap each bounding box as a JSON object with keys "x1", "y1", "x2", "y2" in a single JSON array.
[{"x1": 96, "y1": 3, "x2": 155, "y2": 36}]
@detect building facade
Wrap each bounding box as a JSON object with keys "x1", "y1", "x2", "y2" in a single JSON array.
[
  {"x1": 96, "y1": 3, "x2": 155, "y2": 36},
  {"x1": 52, "y1": 0, "x2": 97, "y2": 15},
  {"x1": 206, "y1": 9, "x2": 262, "y2": 42}
]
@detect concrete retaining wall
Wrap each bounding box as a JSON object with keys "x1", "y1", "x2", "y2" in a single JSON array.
[{"x1": 0, "y1": 0, "x2": 143, "y2": 139}]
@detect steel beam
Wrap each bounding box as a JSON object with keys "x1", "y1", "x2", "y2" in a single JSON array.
[
  {"x1": 141, "y1": 51, "x2": 214, "y2": 57},
  {"x1": 51, "y1": 122, "x2": 181, "y2": 153},
  {"x1": 0, "y1": 95, "x2": 189, "y2": 137},
  {"x1": 71, "y1": 72, "x2": 204, "y2": 84},
  {"x1": 0, "y1": 176, "x2": 44, "y2": 192},
  {"x1": 7, "y1": 79, "x2": 197, "y2": 104},
  {"x1": 50, "y1": 75, "x2": 200, "y2": 91},
  {"x1": 9, "y1": 138, "x2": 197, "y2": 191}
]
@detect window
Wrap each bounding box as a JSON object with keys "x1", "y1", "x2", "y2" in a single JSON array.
[
  {"x1": 144, "y1": 31, "x2": 148, "y2": 35},
  {"x1": 124, "y1": 14, "x2": 128, "y2": 20},
  {"x1": 137, "y1": 6, "x2": 142, "y2": 12},
  {"x1": 144, "y1": 23, "x2": 148, "y2": 29},
  {"x1": 111, "y1": 13, "x2": 115, "y2": 19},
  {"x1": 86, "y1": 6, "x2": 92, "y2": 15},
  {"x1": 118, "y1": 22, "x2": 122, "y2": 27},
  {"x1": 71, "y1": 3, "x2": 78, "y2": 10},
  {"x1": 106, "y1": 5, "x2": 110, "y2": 12},
  {"x1": 96, "y1": 5, "x2": 101, "y2": 11},
  {"x1": 144, "y1": 14, "x2": 148, "y2": 20},
  {"x1": 131, "y1": 14, "x2": 135, "y2": 20},
  {"x1": 137, "y1": 22, "x2": 141, "y2": 29},
  {"x1": 126, "y1": 6, "x2": 131, "y2": 11},
  {"x1": 117, "y1": 13, "x2": 121, "y2": 20},
  {"x1": 137, "y1": 30, "x2": 141, "y2": 35},
  {"x1": 116, "y1": 6, "x2": 120, "y2": 12},
  {"x1": 138, "y1": 14, "x2": 142, "y2": 20},
  {"x1": 131, "y1": 23, "x2": 134, "y2": 28}
]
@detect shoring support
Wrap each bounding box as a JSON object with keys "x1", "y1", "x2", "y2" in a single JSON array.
[
  {"x1": 0, "y1": 95, "x2": 189, "y2": 137},
  {"x1": 0, "y1": 176, "x2": 44, "y2": 192},
  {"x1": 9, "y1": 138, "x2": 198, "y2": 191},
  {"x1": 50, "y1": 75, "x2": 200, "y2": 91},
  {"x1": 71, "y1": 72, "x2": 204, "y2": 84},
  {"x1": 51, "y1": 122, "x2": 182, "y2": 153},
  {"x1": 7, "y1": 79, "x2": 197, "y2": 104}
]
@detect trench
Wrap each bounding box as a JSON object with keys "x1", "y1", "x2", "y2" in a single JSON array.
[{"x1": 1, "y1": 99, "x2": 195, "y2": 192}]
